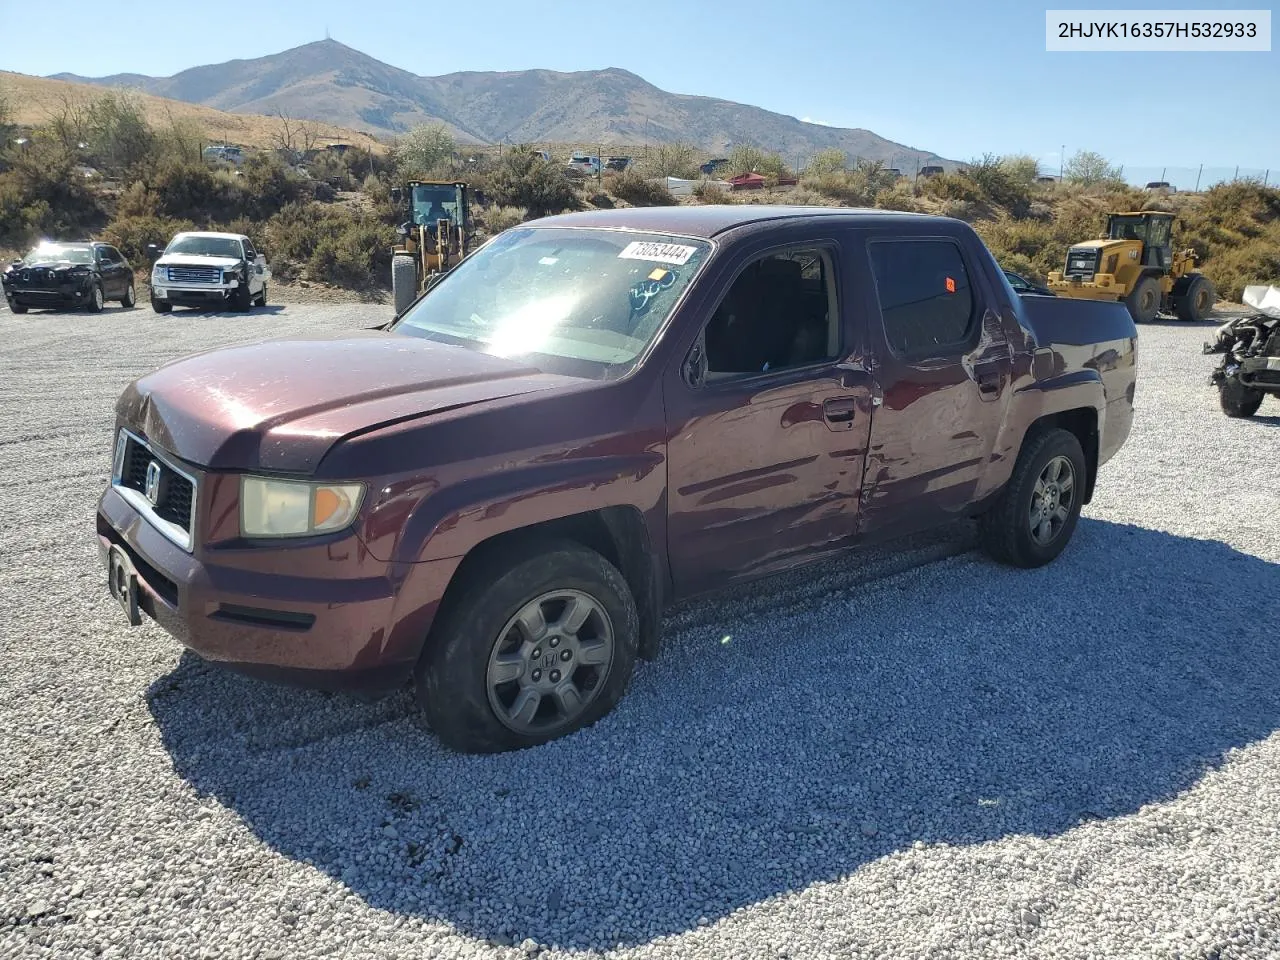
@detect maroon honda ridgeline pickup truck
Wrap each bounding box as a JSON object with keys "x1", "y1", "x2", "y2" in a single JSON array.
[{"x1": 98, "y1": 206, "x2": 1137, "y2": 753}]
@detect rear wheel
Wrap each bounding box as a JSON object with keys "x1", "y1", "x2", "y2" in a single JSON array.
[
  {"x1": 392, "y1": 255, "x2": 417, "y2": 315},
  {"x1": 1219, "y1": 375, "x2": 1264, "y2": 418},
  {"x1": 416, "y1": 540, "x2": 639, "y2": 753},
  {"x1": 1125, "y1": 275, "x2": 1160, "y2": 323},
  {"x1": 87, "y1": 283, "x2": 105, "y2": 313},
  {"x1": 979, "y1": 428, "x2": 1087, "y2": 568},
  {"x1": 1175, "y1": 275, "x2": 1215, "y2": 322}
]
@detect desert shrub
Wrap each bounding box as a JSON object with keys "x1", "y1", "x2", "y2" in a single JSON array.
[
  {"x1": 99, "y1": 215, "x2": 196, "y2": 264},
  {"x1": 604, "y1": 170, "x2": 675, "y2": 207},
  {"x1": 83, "y1": 91, "x2": 155, "y2": 177},
  {"x1": 726, "y1": 145, "x2": 791, "y2": 179},
  {"x1": 488, "y1": 146, "x2": 578, "y2": 218},
  {"x1": 693, "y1": 181, "x2": 732, "y2": 204},
  {"x1": 803, "y1": 160, "x2": 896, "y2": 206},
  {"x1": 922, "y1": 171, "x2": 984, "y2": 204},
  {"x1": 240, "y1": 153, "x2": 302, "y2": 218},
  {"x1": 641, "y1": 143, "x2": 700, "y2": 180},
  {"x1": 142, "y1": 157, "x2": 243, "y2": 220},
  {"x1": 0, "y1": 139, "x2": 105, "y2": 246},
  {"x1": 963, "y1": 154, "x2": 1032, "y2": 217},
  {"x1": 394, "y1": 124, "x2": 457, "y2": 176},
  {"x1": 479, "y1": 204, "x2": 527, "y2": 234},
  {"x1": 806, "y1": 149, "x2": 848, "y2": 177},
  {"x1": 874, "y1": 182, "x2": 923, "y2": 212},
  {"x1": 1200, "y1": 223, "x2": 1280, "y2": 301},
  {"x1": 308, "y1": 217, "x2": 396, "y2": 288},
  {"x1": 939, "y1": 199, "x2": 976, "y2": 220},
  {"x1": 998, "y1": 154, "x2": 1040, "y2": 187},
  {"x1": 1063, "y1": 149, "x2": 1125, "y2": 187}
]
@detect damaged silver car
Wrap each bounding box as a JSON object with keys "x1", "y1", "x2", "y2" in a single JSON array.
[{"x1": 1204, "y1": 284, "x2": 1280, "y2": 418}]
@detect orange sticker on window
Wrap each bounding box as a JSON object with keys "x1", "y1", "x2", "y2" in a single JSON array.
[
  {"x1": 648, "y1": 268, "x2": 669, "y2": 281},
  {"x1": 945, "y1": 276, "x2": 956, "y2": 293}
]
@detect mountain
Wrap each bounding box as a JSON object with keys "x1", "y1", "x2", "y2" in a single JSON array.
[
  {"x1": 0, "y1": 70, "x2": 386, "y2": 153},
  {"x1": 52, "y1": 40, "x2": 957, "y2": 168}
]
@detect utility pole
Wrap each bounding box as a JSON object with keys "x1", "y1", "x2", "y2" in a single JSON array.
[
  {"x1": 1233, "y1": 165, "x2": 1239, "y2": 181},
  {"x1": 1265, "y1": 170, "x2": 1270, "y2": 187},
  {"x1": 1195, "y1": 163, "x2": 1203, "y2": 191},
  {"x1": 1060, "y1": 144, "x2": 1065, "y2": 179},
  {"x1": 1160, "y1": 167, "x2": 1166, "y2": 180}
]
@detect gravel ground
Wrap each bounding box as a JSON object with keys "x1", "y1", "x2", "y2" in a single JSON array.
[{"x1": 2, "y1": 299, "x2": 1278, "y2": 959}]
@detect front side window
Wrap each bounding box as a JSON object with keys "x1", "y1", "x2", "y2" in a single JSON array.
[
  {"x1": 869, "y1": 238, "x2": 976, "y2": 357},
  {"x1": 702, "y1": 247, "x2": 839, "y2": 378},
  {"x1": 392, "y1": 227, "x2": 711, "y2": 379}
]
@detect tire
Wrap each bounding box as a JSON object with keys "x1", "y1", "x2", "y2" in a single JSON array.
[
  {"x1": 416, "y1": 539, "x2": 639, "y2": 754},
  {"x1": 1124, "y1": 275, "x2": 1160, "y2": 323},
  {"x1": 1219, "y1": 375, "x2": 1264, "y2": 418},
  {"x1": 86, "y1": 283, "x2": 104, "y2": 313},
  {"x1": 392, "y1": 255, "x2": 417, "y2": 315},
  {"x1": 121, "y1": 281, "x2": 136, "y2": 308},
  {"x1": 1175, "y1": 275, "x2": 1214, "y2": 322},
  {"x1": 979, "y1": 427, "x2": 1087, "y2": 569},
  {"x1": 256, "y1": 283, "x2": 267, "y2": 307},
  {"x1": 9, "y1": 301, "x2": 28, "y2": 314},
  {"x1": 150, "y1": 292, "x2": 172, "y2": 314},
  {"x1": 231, "y1": 282, "x2": 252, "y2": 313}
]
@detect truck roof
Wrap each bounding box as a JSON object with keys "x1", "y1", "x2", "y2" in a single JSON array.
[
  {"x1": 531, "y1": 205, "x2": 939, "y2": 239},
  {"x1": 171, "y1": 230, "x2": 247, "y2": 241}
]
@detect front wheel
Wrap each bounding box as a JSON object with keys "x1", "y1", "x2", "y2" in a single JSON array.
[
  {"x1": 256, "y1": 283, "x2": 267, "y2": 307},
  {"x1": 1175, "y1": 275, "x2": 1214, "y2": 322},
  {"x1": 121, "y1": 281, "x2": 136, "y2": 308},
  {"x1": 8, "y1": 301, "x2": 28, "y2": 314},
  {"x1": 150, "y1": 292, "x2": 172, "y2": 314},
  {"x1": 231, "y1": 282, "x2": 252, "y2": 313},
  {"x1": 391, "y1": 255, "x2": 417, "y2": 315},
  {"x1": 86, "y1": 283, "x2": 105, "y2": 313},
  {"x1": 1219, "y1": 375, "x2": 1264, "y2": 418},
  {"x1": 1125, "y1": 275, "x2": 1160, "y2": 324},
  {"x1": 416, "y1": 540, "x2": 639, "y2": 753},
  {"x1": 979, "y1": 427, "x2": 1087, "y2": 568}
]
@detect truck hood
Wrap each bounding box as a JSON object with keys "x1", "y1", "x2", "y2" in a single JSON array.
[
  {"x1": 118, "y1": 330, "x2": 582, "y2": 472},
  {"x1": 154, "y1": 254, "x2": 243, "y2": 270}
]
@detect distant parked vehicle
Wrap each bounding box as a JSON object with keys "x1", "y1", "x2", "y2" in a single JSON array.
[
  {"x1": 604, "y1": 156, "x2": 633, "y2": 172},
  {"x1": 567, "y1": 153, "x2": 601, "y2": 175},
  {"x1": 203, "y1": 144, "x2": 243, "y2": 166},
  {"x1": 1144, "y1": 181, "x2": 1176, "y2": 194},
  {"x1": 2, "y1": 240, "x2": 136, "y2": 313},
  {"x1": 146, "y1": 231, "x2": 270, "y2": 313},
  {"x1": 700, "y1": 158, "x2": 729, "y2": 175},
  {"x1": 919, "y1": 165, "x2": 944, "y2": 178}
]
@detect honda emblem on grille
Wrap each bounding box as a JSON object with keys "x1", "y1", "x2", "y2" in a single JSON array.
[{"x1": 144, "y1": 461, "x2": 161, "y2": 504}]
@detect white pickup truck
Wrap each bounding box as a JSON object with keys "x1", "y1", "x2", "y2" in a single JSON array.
[{"x1": 147, "y1": 231, "x2": 270, "y2": 313}]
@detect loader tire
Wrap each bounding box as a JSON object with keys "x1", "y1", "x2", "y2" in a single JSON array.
[
  {"x1": 392, "y1": 255, "x2": 417, "y2": 316},
  {"x1": 1125, "y1": 275, "x2": 1161, "y2": 324},
  {"x1": 1176, "y1": 275, "x2": 1215, "y2": 322}
]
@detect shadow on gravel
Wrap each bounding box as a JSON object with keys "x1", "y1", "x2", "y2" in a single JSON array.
[
  {"x1": 166, "y1": 305, "x2": 288, "y2": 318},
  {"x1": 147, "y1": 519, "x2": 1280, "y2": 951}
]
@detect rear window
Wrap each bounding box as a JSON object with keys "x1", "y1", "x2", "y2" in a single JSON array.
[{"x1": 869, "y1": 239, "x2": 976, "y2": 356}]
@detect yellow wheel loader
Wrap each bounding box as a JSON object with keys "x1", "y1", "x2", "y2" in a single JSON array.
[
  {"x1": 389, "y1": 180, "x2": 471, "y2": 315},
  {"x1": 1046, "y1": 211, "x2": 1215, "y2": 323}
]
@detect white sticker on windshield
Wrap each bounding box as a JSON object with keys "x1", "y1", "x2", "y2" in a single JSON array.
[{"x1": 617, "y1": 241, "x2": 697, "y2": 266}]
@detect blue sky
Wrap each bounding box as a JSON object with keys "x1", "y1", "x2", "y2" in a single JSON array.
[{"x1": 1, "y1": 0, "x2": 1275, "y2": 186}]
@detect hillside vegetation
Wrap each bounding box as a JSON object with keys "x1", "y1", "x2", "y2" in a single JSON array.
[{"x1": 1, "y1": 81, "x2": 1276, "y2": 301}]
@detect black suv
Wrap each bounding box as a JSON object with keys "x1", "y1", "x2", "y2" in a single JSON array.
[{"x1": 2, "y1": 240, "x2": 137, "y2": 314}]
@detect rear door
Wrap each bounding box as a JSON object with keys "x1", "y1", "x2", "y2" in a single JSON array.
[{"x1": 856, "y1": 229, "x2": 1014, "y2": 537}]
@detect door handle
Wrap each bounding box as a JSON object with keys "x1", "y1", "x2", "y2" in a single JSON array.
[{"x1": 823, "y1": 396, "x2": 857, "y2": 424}]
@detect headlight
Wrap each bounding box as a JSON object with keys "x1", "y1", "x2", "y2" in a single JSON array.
[
  {"x1": 240, "y1": 477, "x2": 365, "y2": 537},
  {"x1": 223, "y1": 268, "x2": 240, "y2": 283}
]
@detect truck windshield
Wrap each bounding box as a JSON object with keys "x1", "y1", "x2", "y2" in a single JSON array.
[
  {"x1": 1108, "y1": 216, "x2": 1147, "y2": 241},
  {"x1": 411, "y1": 185, "x2": 461, "y2": 226},
  {"x1": 391, "y1": 226, "x2": 711, "y2": 379},
  {"x1": 23, "y1": 243, "x2": 93, "y2": 265},
  {"x1": 165, "y1": 236, "x2": 243, "y2": 258}
]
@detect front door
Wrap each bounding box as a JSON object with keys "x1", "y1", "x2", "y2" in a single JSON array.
[
  {"x1": 665, "y1": 239, "x2": 875, "y2": 596},
  {"x1": 856, "y1": 232, "x2": 1013, "y2": 537}
]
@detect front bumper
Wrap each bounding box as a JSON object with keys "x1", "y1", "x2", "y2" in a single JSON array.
[
  {"x1": 1045, "y1": 278, "x2": 1125, "y2": 302},
  {"x1": 96, "y1": 485, "x2": 419, "y2": 693},
  {"x1": 150, "y1": 282, "x2": 240, "y2": 306},
  {"x1": 4, "y1": 282, "x2": 93, "y2": 309}
]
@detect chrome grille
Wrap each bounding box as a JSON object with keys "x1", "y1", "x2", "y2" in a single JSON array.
[
  {"x1": 112, "y1": 430, "x2": 197, "y2": 551},
  {"x1": 165, "y1": 266, "x2": 221, "y2": 284}
]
